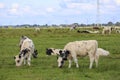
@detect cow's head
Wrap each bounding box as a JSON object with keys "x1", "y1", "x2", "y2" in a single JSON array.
[
  {"x1": 14, "y1": 54, "x2": 23, "y2": 67},
  {"x1": 57, "y1": 50, "x2": 70, "y2": 68},
  {"x1": 14, "y1": 48, "x2": 30, "y2": 67},
  {"x1": 46, "y1": 48, "x2": 56, "y2": 55},
  {"x1": 32, "y1": 49, "x2": 38, "y2": 58}
]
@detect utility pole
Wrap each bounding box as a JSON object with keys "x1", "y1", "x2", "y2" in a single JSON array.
[{"x1": 97, "y1": 0, "x2": 100, "y2": 27}]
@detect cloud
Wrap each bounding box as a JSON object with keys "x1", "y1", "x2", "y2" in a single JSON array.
[
  {"x1": 59, "y1": 0, "x2": 96, "y2": 16},
  {"x1": 46, "y1": 7, "x2": 55, "y2": 12},
  {"x1": 115, "y1": 0, "x2": 120, "y2": 5},
  {"x1": 0, "y1": 3, "x2": 5, "y2": 9},
  {"x1": 8, "y1": 3, "x2": 21, "y2": 15}
]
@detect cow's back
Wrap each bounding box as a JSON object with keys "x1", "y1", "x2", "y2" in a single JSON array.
[
  {"x1": 64, "y1": 40, "x2": 98, "y2": 56},
  {"x1": 20, "y1": 38, "x2": 34, "y2": 53}
]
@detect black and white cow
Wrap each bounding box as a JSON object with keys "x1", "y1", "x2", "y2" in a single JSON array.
[
  {"x1": 46, "y1": 48, "x2": 63, "y2": 56},
  {"x1": 46, "y1": 48, "x2": 70, "y2": 68},
  {"x1": 19, "y1": 36, "x2": 38, "y2": 58},
  {"x1": 14, "y1": 36, "x2": 38, "y2": 66}
]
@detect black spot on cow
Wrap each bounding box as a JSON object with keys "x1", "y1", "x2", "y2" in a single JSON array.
[
  {"x1": 19, "y1": 54, "x2": 21, "y2": 59},
  {"x1": 17, "y1": 60, "x2": 20, "y2": 63},
  {"x1": 77, "y1": 30, "x2": 90, "y2": 33},
  {"x1": 59, "y1": 50, "x2": 70, "y2": 61},
  {"x1": 46, "y1": 48, "x2": 53, "y2": 55},
  {"x1": 20, "y1": 48, "x2": 30, "y2": 57}
]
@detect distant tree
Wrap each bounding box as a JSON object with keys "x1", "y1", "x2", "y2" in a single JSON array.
[
  {"x1": 91, "y1": 23, "x2": 96, "y2": 26},
  {"x1": 80, "y1": 24, "x2": 86, "y2": 27},
  {"x1": 107, "y1": 22, "x2": 114, "y2": 26},
  {"x1": 115, "y1": 22, "x2": 120, "y2": 26}
]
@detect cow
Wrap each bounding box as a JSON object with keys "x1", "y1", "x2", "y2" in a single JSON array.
[
  {"x1": 46, "y1": 48, "x2": 63, "y2": 56},
  {"x1": 19, "y1": 36, "x2": 38, "y2": 58},
  {"x1": 14, "y1": 36, "x2": 38, "y2": 66},
  {"x1": 77, "y1": 30, "x2": 99, "y2": 34},
  {"x1": 57, "y1": 40, "x2": 98, "y2": 69},
  {"x1": 116, "y1": 30, "x2": 120, "y2": 33},
  {"x1": 102, "y1": 27, "x2": 113, "y2": 34},
  {"x1": 34, "y1": 27, "x2": 40, "y2": 32}
]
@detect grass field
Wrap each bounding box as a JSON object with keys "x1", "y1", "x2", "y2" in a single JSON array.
[{"x1": 0, "y1": 28, "x2": 120, "y2": 80}]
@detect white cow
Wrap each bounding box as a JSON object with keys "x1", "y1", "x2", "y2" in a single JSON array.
[
  {"x1": 102, "y1": 27, "x2": 112, "y2": 34},
  {"x1": 34, "y1": 27, "x2": 40, "y2": 32},
  {"x1": 14, "y1": 37, "x2": 37, "y2": 67},
  {"x1": 116, "y1": 30, "x2": 120, "y2": 33},
  {"x1": 57, "y1": 40, "x2": 98, "y2": 69}
]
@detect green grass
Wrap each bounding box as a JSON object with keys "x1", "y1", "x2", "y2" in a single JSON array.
[{"x1": 0, "y1": 28, "x2": 120, "y2": 80}]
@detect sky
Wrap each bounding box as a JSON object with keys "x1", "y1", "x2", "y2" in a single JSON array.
[{"x1": 0, "y1": 0, "x2": 120, "y2": 25}]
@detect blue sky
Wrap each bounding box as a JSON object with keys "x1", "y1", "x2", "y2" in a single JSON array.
[{"x1": 0, "y1": 0, "x2": 120, "y2": 25}]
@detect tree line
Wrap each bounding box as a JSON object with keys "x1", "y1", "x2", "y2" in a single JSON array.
[{"x1": 0, "y1": 21, "x2": 120, "y2": 28}]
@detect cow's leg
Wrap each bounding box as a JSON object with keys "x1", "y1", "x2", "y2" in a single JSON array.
[
  {"x1": 27, "y1": 54, "x2": 31, "y2": 66},
  {"x1": 27, "y1": 57, "x2": 31, "y2": 66},
  {"x1": 89, "y1": 55, "x2": 95, "y2": 69},
  {"x1": 73, "y1": 57, "x2": 79, "y2": 68},
  {"x1": 24, "y1": 59, "x2": 26, "y2": 65},
  {"x1": 68, "y1": 59, "x2": 72, "y2": 68},
  {"x1": 24, "y1": 58, "x2": 27, "y2": 65}
]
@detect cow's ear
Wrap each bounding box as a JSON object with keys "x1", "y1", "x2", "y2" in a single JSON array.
[
  {"x1": 59, "y1": 50, "x2": 62, "y2": 54},
  {"x1": 65, "y1": 50, "x2": 70, "y2": 54}
]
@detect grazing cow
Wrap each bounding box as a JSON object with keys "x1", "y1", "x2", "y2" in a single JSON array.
[
  {"x1": 14, "y1": 36, "x2": 38, "y2": 66},
  {"x1": 102, "y1": 27, "x2": 113, "y2": 34},
  {"x1": 77, "y1": 30, "x2": 99, "y2": 34},
  {"x1": 70, "y1": 25, "x2": 77, "y2": 31},
  {"x1": 34, "y1": 27, "x2": 40, "y2": 32},
  {"x1": 93, "y1": 27, "x2": 100, "y2": 30},
  {"x1": 46, "y1": 48, "x2": 62, "y2": 56},
  {"x1": 46, "y1": 48, "x2": 68, "y2": 68},
  {"x1": 19, "y1": 36, "x2": 38, "y2": 58},
  {"x1": 57, "y1": 40, "x2": 98, "y2": 69},
  {"x1": 116, "y1": 30, "x2": 120, "y2": 33},
  {"x1": 77, "y1": 30, "x2": 90, "y2": 33}
]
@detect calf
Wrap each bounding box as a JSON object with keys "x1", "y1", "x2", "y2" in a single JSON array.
[
  {"x1": 46, "y1": 48, "x2": 63, "y2": 56},
  {"x1": 19, "y1": 36, "x2": 38, "y2": 58},
  {"x1": 14, "y1": 36, "x2": 38, "y2": 66}
]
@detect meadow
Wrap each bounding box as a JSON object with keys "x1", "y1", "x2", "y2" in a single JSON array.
[{"x1": 0, "y1": 27, "x2": 120, "y2": 80}]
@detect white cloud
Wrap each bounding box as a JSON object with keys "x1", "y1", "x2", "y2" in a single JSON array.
[
  {"x1": 23, "y1": 6, "x2": 31, "y2": 12},
  {"x1": 101, "y1": 0, "x2": 110, "y2": 4},
  {"x1": 46, "y1": 7, "x2": 55, "y2": 12},
  {"x1": 8, "y1": 3, "x2": 20, "y2": 15},
  {"x1": 0, "y1": 3, "x2": 5, "y2": 8},
  {"x1": 115, "y1": 0, "x2": 120, "y2": 5}
]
